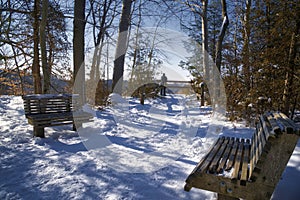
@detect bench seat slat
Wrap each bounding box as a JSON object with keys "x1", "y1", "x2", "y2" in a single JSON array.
[
  {"x1": 260, "y1": 115, "x2": 271, "y2": 140},
  {"x1": 254, "y1": 124, "x2": 264, "y2": 165},
  {"x1": 240, "y1": 140, "x2": 250, "y2": 184},
  {"x1": 27, "y1": 112, "x2": 73, "y2": 120},
  {"x1": 31, "y1": 119, "x2": 73, "y2": 127},
  {"x1": 216, "y1": 137, "x2": 235, "y2": 173},
  {"x1": 231, "y1": 140, "x2": 244, "y2": 180},
  {"x1": 209, "y1": 137, "x2": 230, "y2": 173},
  {"x1": 225, "y1": 138, "x2": 239, "y2": 171},
  {"x1": 196, "y1": 137, "x2": 224, "y2": 173},
  {"x1": 257, "y1": 122, "x2": 266, "y2": 155},
  {"x1": 248, "y1": 134, "x2": 255, "y2": 180}
]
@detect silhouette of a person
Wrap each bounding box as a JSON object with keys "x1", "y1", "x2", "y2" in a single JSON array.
[{"x1": 160, "y1": 73, "x2": 167, "y2": 96}]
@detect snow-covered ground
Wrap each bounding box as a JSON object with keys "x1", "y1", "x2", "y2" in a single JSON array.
[{"x1": 0, "y1": 95, "x2": 299, "y2": 200}]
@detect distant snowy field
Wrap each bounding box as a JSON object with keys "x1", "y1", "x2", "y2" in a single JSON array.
[{"x1": 0, "y1": 95, "x2": 299, "y2": 200}]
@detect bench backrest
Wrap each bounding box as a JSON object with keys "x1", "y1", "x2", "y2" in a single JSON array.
[
  {"x1": 249, "y1": 111, "x2": 299, "y2": 181},
  {"x1": 23, "y1": 94, "x2": 81, "y2": 115}
]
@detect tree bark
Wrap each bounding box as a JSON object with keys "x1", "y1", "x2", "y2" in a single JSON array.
[
  {"x1": 73, "y1": 0, "x2": 86, "y2": 104},
  {"x1": 214, "y1": 0, "x2": 229, "y2": 103},
  {"x1": 202, "y1": 0, "x2": 209, "y2": 83},
  {"x1": 32, "y1": 0, "x2": 42, "y2": 94},
  {"x1": 40, "y1": 0, "x2": 50, "y2": 94},
  {"x1": 112, "y1": 0, "x2": 132, "y2": 94},
  {"x1": 215, "y1": 0, "x2": 229, "y2": 71},
  {"x1": 242, "y1": 0, "x2": 251, "y2": 93},
  {"x1": 282, "y1": 11, "x2": 300, "y2": 116}
]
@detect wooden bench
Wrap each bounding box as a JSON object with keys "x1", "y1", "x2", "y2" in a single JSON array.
[
  {"x1": 23, "y1": 94, "x2": 93, "y2": 138},
  {"x1": 184, "y1": 112, "x2": 299, "y2": 200}
]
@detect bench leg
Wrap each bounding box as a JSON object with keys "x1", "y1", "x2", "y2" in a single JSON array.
[
  {"x1": 34, "y1": 127, "x2": 45, "y2": 138},
  {"x1": 73, "y1": 122, "x2": 82, "y2": 131},
  {"x1": 217, "y1": 194, "x2": 239, "y2": 200}
]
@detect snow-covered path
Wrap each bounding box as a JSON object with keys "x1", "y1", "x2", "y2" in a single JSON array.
[{"x1": 0, "y1": 95, "x2": 299, "y2": 200}]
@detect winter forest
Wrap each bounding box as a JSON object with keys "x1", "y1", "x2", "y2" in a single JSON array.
[
  {"x1": 0, "y1": 0, "x2": 300, "y2": 200},
  {"x1": 1, "y1": 0, "x2": 299, "y2": 117}
]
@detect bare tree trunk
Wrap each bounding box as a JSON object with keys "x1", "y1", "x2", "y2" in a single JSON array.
[
  {"x1": 112, "y1": 0, "x2": 132, "y2": 94},
  {"x1": 201, "y1": 0, "x2": 209, "y2": 106},
  {"x1": 40, "y1": 0, "x2": 50, "y2": 94},
  {"x1": 282, "y1": 11, "x2": 300, "y2": 116},
  {"x1": 242, "y1": 0, "x2": 251, "y2": 94},
  {"x1": 202, "y1": 0, "x2": 209, "y2": 81},
  {"x1": 214, "y1": 0, "x2": 229, "y2": 105},
  {"x1": 89, "y1": 0, "x2": 110, "y2": 84},
  {"x1": 128, "y1": 1, "x2": 142, "y2": 95},
  {"x1": 215, "y1": 0, "x2": 229, "y2": 71},
  {"x1": 32, "y1": 0, "x2": 42, "y2": 94},
  {"x1": 73, "y1": 0, "x2": 86, "y2": 104}
]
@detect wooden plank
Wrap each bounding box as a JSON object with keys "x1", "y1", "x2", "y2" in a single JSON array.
[
  {"x1": 260, "y1": 115, "x2": 270, "y2": 140},
  {"x1": 240, "y1": 139, "x2": 250, "y2": 185},
  {"x1": 248, "y1": 133, "x2": 256, "y2": 180},
  {"x1": 231, "y1": 139, "x2": 244, "y2": 180},
  {"x1": 209, "y1": 137, "x2": 230, "y2": 173},
  {"x1": 36, "y1": 102, "x2": 70, "y2": 107},
  {"x1": 22, "y1": 94, "x2": 73, "y2": 100},
  {"x1": 33, "y1": 120, "x2": 74, "y2": 127},
  {"x1": 27, "y1": 111, "x2": 92, "y2": 122},
  {"x1": 277, "y1": 112, "x2": 297, "y2": 134},
  {"x1": 27, "y1": 112, "x2": 73, "y2": 120},
  {"x1": 272, "y1": 112, "x2": 286, "y2": 132},
  {"x1": 24, "y1": 100, "x2": 79, "y2": 115},
  {"x1": 257, "y1": 121, "x2": 266, "y2": 153},
  {"x1": 266, "y1": 112, "x2": 281, "y2": 135},
  {"x1": 225, "y1": 138, "x2": 239, "y2": 171},
  {"x1": 189, "y1": 137, "x2": 222, "y2": 175},
  {"x1": 217, "y1": 137, "x2": 235, "y2": 173},
  {"x1": 249, "y1": 124, "x2": 266, "y2": 182},
  {"x1": 28, "y1": 117, "x2": 73, "y2": 126},
  {"x1": 256, "y1": 123, "x2": 265, "y2": 159},
  {"x1": 217, "y1": 194, "x2": 239, "y2": 200},
  {"x1": 278, "y1": 112, "x2": 299, "y2": 135},
  {"x1": 278, "y1": 112, "x2": 295, "y2": 126},
  {"x1": 196, "y1": 137, "x2": 225, "y2": 173},
  {"x1": 25, "y1": 102, "x2": 73, "y2": 106},
  {"x1": 24, "y1": 106, "x2": 73, "y2": 111},
  {"x1": 252, "y1": 127, "x2": 260, "y2": 166},
  {"x1": 25, "y1": 105, "x2": 76, "y2": 111}
]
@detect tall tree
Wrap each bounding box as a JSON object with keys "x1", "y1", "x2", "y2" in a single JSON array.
[
  {"x1": 86, "y1": 0, "x2": 118, "y2": 105},
  {"x1": 112, "y1": 0, "x2": 133, "y2": 94},
  {"x1": 73, "y1": 0, "x2": 86, "y2": 103},
  {"x1": 213, "y1": 0, "x2": 229, "y2": 105},
  {"x1": 282, "y1": 8, "x2": 300, "y2": 115},
  {"x1": 40, "y1": 0, "x2": 50, "y2": 94},
  {"x1": 182, "y1": 0, "x2": 210, "y2": 105},
  {"x1": 241, "y1": 0, "x2": 251, "y2": 94},
  {"x1": 214, "y1": 0, "x2": 229, "y2": 72},
  {"x1": 202, "y1": 0, "x2": 209, "y2": 83},
  {"x1": 32, "y1": 0, "x2": 42, "y2": 94}
]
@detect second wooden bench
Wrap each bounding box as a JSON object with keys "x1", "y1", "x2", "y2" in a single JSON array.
[
  {"x1": 23, "y1": 94, "x2": 93, "y2": 138},
  {"x1": 184, "y1": 111, "x2": 299, "y2": 200}
]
